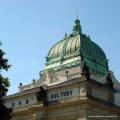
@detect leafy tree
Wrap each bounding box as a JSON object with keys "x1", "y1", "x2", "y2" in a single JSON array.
[{"x1": 0, "y1": 42, "x2": 12, "y2": 120}]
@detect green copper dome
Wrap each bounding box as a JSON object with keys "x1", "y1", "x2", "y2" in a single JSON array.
[
  {"x1": 47, "y1": 34, "x2": 80, "y2": 60},
  {"x1": 45, "y1": 19, "x2": 108, "y2": 74}
]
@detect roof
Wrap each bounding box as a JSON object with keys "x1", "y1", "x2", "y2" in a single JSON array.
[{"x1": 45, "y1": 19, "x2": 108, "y2": 74}]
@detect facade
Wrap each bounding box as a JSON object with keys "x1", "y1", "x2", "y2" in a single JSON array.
[{"x1": 5, "y1": 19, "x2": 120, "y2": 120}]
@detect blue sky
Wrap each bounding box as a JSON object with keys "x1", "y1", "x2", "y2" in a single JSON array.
[{"x1": 0, "y1": 0, "x2": 120, "y2": 95}]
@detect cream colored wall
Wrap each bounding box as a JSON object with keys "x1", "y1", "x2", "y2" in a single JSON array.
[
  {"x1": 5, "y1": 94, "x2": 37, "y2": 108},
  {"x1": 40, "y1": 66, "x2": 81, "y2": 85},
  {"x1": 90, "y1": 72, "x2": 106, "y2": 84},
  {"x1": 57, "y1": 66, "x2": 81, "y2": 80},
  {"x1": 46, "y1": 104, "x2": 88, "y2": 120},
  {"x1": 92, "y1": 88, "x2": 108, "y2": 101},
  {"x1": 115, "y1": 92, "x2": 120, "y2": 106}
]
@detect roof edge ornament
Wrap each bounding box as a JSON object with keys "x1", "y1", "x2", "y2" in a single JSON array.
[{"x1": 72, "y1": 19, "x2": 82, "y2": 35}]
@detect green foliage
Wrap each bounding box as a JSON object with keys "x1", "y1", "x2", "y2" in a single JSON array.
[
  {"x1": 0, "y1": 75, "x2": 10, "y2": 98},
  {"x1": 0, "y1": 49, "x2": 11, "y2": 71},
  {"x1": 0, "y1": 42, "x2": 12, "y2": 120},
  {"x1": 0, "y1": 44, "x2": 11, "y2": 99}
]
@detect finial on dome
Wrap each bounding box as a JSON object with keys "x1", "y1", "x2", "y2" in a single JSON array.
[{"x1": 72, "y1": 18, "x2": 82, "y2": 34}]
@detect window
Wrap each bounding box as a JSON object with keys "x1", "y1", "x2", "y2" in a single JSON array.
[
  {"x1": 19, "y1": 101, "x2": 21, "y2": 105},
  {"x1": 26, "y1": 99, "x2": 29, "y2": 104},
  {"x1": 12, "y1": 102, "x2": 15, "y2": 107}
]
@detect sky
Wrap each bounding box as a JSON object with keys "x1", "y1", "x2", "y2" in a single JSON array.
[{"x1": 0, "y1": 0, "x2": 120, "y2": 95}]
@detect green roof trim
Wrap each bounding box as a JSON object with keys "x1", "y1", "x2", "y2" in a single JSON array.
[{"x1": 83, "y1": 58, "x2": 108, "y2": 74}]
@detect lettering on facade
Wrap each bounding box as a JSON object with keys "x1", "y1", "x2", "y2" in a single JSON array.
[{"x1": 50, "y1": 90, "x2": 73, "y2": 100}]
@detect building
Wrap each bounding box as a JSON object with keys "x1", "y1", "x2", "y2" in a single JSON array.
[{"x1": 5, "y1": 19, "x2": 120, "y2": 120}]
